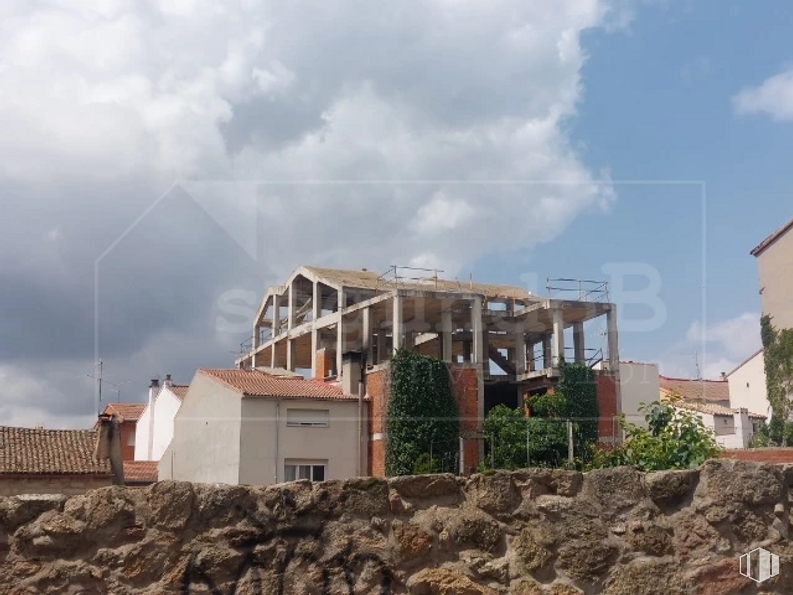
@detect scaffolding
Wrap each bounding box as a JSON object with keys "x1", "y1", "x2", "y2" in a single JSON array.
[{"x1": 546, "y1": 277, "x2": 609, "y2": 302}]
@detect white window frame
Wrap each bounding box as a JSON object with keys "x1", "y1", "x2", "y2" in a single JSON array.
[
  {"x1": 284, "y1": 461, "x2": 327, "y2": 482},
  {"x1": 285, "y1": 408, "x2": 329, "y2": 428}
]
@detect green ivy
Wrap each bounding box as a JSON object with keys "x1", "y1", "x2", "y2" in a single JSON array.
[
  {"x1": 761, "y1": 315, "x2": 793, "y2": 445},
  {"x1": 479, "y1": 404, "x2": 569, "y2": 470},
  {"x1": 385, "y1": 349, "x2": 459, "y2": 476},
  {"x1": 524, "y1": 361, "x2": 600, "y2": 463}
]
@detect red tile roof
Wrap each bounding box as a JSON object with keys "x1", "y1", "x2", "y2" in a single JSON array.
[
  {"x1": 124, "y1": 460, "x2": 158, "y2": 484},
  {"x1": 659, "y1": 376, "x2": 730, "y2": 405},
  {"x1": 167, "y1": 385, "x2": 189, "y2": 401},
  {"x1": 0, "y1": 426, "x2": 111, "y2": 476},
  {"x1": 751, "y1": 217, "x2": 793, "y2": 257},
  {"x1": 198, "y1": 368, "x2": 356, "y2": 400},
  {"x1": 668, "y1": 398, "x2": 764, "y2": 418},
  {"x1": 103, "y1": 403, "x2": 146, "y2": 422}
]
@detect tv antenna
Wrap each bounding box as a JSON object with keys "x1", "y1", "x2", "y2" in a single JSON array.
[{"x1": 87, "y1": 360, "x2": 131, "y2": 411}]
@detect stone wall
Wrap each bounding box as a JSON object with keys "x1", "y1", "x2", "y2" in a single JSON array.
[{"x1": 0, "y1": 460, "x2": 791, "y2": 594}]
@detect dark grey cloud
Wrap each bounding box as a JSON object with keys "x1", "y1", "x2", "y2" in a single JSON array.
[{"x1": 0, "y1": 0, "x2": 628, "y2": 428}]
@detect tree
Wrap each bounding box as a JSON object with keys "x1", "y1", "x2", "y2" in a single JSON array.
[
  {"x1": 385, "y1": 350, "x2": 459, "y2": 476},
  {"x1": 480, "y1": 404, "x2": 568, "y2": 470},
  {"x1": 761, "y1": 315, "x2": 793, "y2": 445},
  {"x1": 591, "y1": 401, "x2": 721, "y2": 471}
]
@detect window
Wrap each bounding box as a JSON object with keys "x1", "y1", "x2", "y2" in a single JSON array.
[
  {"x1": 127, "y1": 431, "x2": 136, "y2": 446},
  {"x1": 284, "y1": 462, "x2": 326, "y2": 482},
  {"x1": 286, "y1": 408, "x2": 329, "y2": 428}
]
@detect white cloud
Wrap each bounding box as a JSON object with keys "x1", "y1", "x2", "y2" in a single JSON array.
[
  {"x1": 732, "y1": 67, "x2": 793, "y2": 121},
  {"x1": 656, "y1": 312, "x2": 761, "y2": 380},
  {"x1": 0, "y1": 0, "x2": 633, "y2": 424}
]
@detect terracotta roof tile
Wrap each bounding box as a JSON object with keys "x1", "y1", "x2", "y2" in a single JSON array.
[
  {"x1": 751, "y1": 217, "x2": 793, "y2": 257},
  {"x1": 659, "y1": 376, "x2": 730, "y2": 404},
  {"x1": 198, "y1": 368, "x2": 356, "y2": 400},
  {"x1": 167, "y1": 385, "x2": 189, "y2": 401},
  {"x1": 0, "y1": 426, "x2": 111, "y2": 475},
  {"x1": 665, "y1": 398, "x2": 766, "y2": 419},
  {"x1": 103, "y1": 403, "x2": 146, "y2": 422},
  {"x1": 124, "y1": 460, "x2": 158, "y2": 484}
]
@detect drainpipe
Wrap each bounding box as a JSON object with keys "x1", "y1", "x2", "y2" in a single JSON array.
[{"x1": 274, "y1": 399, "x2": 281, "y2": 484}]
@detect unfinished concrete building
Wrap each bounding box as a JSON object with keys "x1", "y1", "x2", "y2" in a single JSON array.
[{"x1": 236, "y1": 266, "x2": 621, "y2": 475}]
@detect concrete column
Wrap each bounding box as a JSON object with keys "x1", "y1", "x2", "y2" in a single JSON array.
[
  {"x1": 441, "y1": 309, "x2": 453, "y2": 362},
  {"x1": 393, "y1": 294, "x2": 404, "y2": 352},
  {"x1": 270, "y1": 339, "x2": 278, "y2": 368},
  {"x1": 471, "y1": 297, "x2": 484, "y2": 364},
  {"x1": 287, "y1": 282, "x2": 296, "y2": 330},
  {"x1": 336, "y1": 320, "x2": 344, "y2": 378},
  {"x1": 311, "y1": 327, "x2": 319, "y2": 377},
  {"x1": 377, "y1": 327, "x2": 387, "y2": 364},
  {"x1": 551, "y1": 306, "x2": 565, "y2": 368},
  {"x1": 515, "y1": 332, "x2": 526, "y2": 375},
  {"x1": 362, "y1": 307, "x2": 373, "y2": 365},
  {"x1": 542, "y1": 336, "x2": 552, "y2": 369},
  {"x1": 286, "y1": 339, "x2": 295, "y2": 371},
  {"x1": 573, "y1": 322, "x2": 585, "y2": 364},
  {"x1": 607, "y1": 305, "x2": 619, "y2": 370},
  {"x1": 251, "y1": 326, "x2": 259, "y2": 368},
  {"x1": 312, "y1": 281, "x2": 320, "y2": 321},
  {"x1": 272, "y1": 294, "x2": 281, "y2": 337}
]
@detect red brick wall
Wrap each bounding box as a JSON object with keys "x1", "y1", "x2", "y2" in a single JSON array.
[
  {"x1": 595, "y1": 372, "x2": 618, "y2": 449},
  {"x1": 365, "y1": 364, "x2": 481, "y2": 476},
  {"x1": 449, "y1": 366, "x2": 480, "y2": 474},
  {"x1": 314, "y1": 348, "x2": 332, "y2": 380},
  {"x1": 119, "y1": 421, "x2": 137, "y2": 461},
  {"x1": 720, "y1": 448, "x2": 793, "y2": 464}
]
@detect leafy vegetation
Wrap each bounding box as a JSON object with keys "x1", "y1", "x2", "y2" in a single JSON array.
[
  {"x1": 589, "y1": 401, "x2": 721, "y2": 471},
  {"x1": 385, "y1": 349, "x2": 459, "y2": 476},
  {"x1": 479, "y1": 404, "x2": 569, "y2": 470},
  {"x1": 761, "y1": 315, "x2": 793, "y2": 445}
]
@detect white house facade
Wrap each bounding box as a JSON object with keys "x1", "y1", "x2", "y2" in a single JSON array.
[
  {"x1": 134, "y1": 376, "x2": 188, "y2": 462},
  {"x1": 727, "y1": 349, "x2": 770, "y2": 420},
  {"x1": 159, "y1": 368, "x2": 366, "y2": 485}
]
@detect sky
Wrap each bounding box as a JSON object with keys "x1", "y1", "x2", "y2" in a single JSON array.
[{"x1": 1, "y1": 0, "x2": 792, "y2": 429}]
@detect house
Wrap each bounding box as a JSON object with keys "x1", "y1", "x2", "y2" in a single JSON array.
[
  {"x1": 0, "y1": 426, "x2": 112, "y2": 496},
  {"x1": 659, "y1": 376, "x2": 765, "y2": 448},
  {"x1": 122, "y1": 460, "x2": 159, "y2": 487},
  {"x1": 135, "y1": 375, "x2": 189, "y2": 462},
  {"x1": 235, "y1": 265, "x2": 623, "y2": 473},
  {"x1": 594, "y1": 360, "x2": 660, "y2": 429},
  {"x1": 726, "y1": 348, "x2": 770, "y2": 420},
  {"x1": 99, "y1": 402, "x2": 146, "y2": 461},
  {"x1": 159, "y1": 368, "x2": 366, "y2": 485},
  {"x1": 752, "y1": 217, "x2": 793, "y2": 331}
]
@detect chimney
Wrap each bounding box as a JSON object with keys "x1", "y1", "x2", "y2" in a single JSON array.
[
  {"x1": 342, "y1": 351, "x2": 363, "y2": 396},
  {"x1": 720, "y1": 372, "x2": 727, "y2": 381},
  {"x1": 164, "y1": 374, "x2": 173, "y2": 387},
  {"x1": 148, "y1": 378, "x2": 159, "y2": 460},
  {"x1": 95, "y1": 413, "x2": 125, "y2": 485}
]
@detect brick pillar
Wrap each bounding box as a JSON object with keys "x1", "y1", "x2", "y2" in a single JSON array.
[
  {"x1": 314, "y1": 348, "x2": 333, "y2": 380},
  {"x1": 449, "y1": 365, "x2": 480, "y2": 474},
  {"x1": 595, "y1": 372, "x2": 618, "y2": 450}
]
